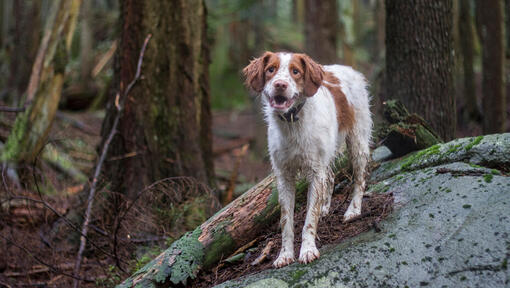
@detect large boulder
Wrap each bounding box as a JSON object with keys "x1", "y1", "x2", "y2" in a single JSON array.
[{"x1": 215, "y1": 134, "x2": 510, "y2": 287}]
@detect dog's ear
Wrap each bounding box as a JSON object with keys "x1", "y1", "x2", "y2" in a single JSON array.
[
  {"x1": 300, "y1": 54, "x2": 324, "y2": 97},
  {"x1": 242, "y1": 52, "x2": 272, "y2": 93}
]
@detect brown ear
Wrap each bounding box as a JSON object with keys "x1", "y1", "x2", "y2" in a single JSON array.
[
  {"x1": 300, "y1": 54, "x2": 324, "y2": 97},
  {"x1": 242, "y1": 52, "x2": 272, "y2": 93}
]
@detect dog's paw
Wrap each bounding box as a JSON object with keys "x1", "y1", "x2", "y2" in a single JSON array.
[
  {"x1": 343, "y1": 203, "x2": 361, "y2": 223},
  {"x1": 299, "y1": 245, "x2": 320, "y2": 264},
  {"x1": 273, "y1": 251, "x2": 295, "y2": 268}
]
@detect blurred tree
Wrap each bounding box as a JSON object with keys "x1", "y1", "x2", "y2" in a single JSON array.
[
  {"x1": 475, "y1": 0, "x2": 506, "y2": 133},
  {"x1": 459, "y1": 0, "x2": 480, "y2": 122},
  {"x1": 375, "y1": 0, "x2": 385, "y2": 61},
  {"x1": 80, "y1": 0, "x2": 93, "y2": 85},
  {"x1": 7, "y1": 1, "x2": 41, "y2": 106},
  {"x1": 385, "y1": 0, "x2": 455, "y2": 140},
  {"x1": 305, "y1": 0, "x2": 338, "y2": 64},
  {"x1": 292, "y1": 0, "x2": 305, "y2": 25},
  {"x1": 1, "y1": 0, "x2": 81, "y2": 163},
  {"x1": 339, "y1": 1, "x2": 354, "y2": 66},
  {"x1": 506, "y1": 0, "x2": 510, "y2": 58},
  {"x1": 101, "y1": 0, "x2": 213, "y2": 199}
]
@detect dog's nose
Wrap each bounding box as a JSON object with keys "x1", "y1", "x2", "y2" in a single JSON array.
[{"x1": 274, "y1": 80, "x2": 288, "y2": 91}]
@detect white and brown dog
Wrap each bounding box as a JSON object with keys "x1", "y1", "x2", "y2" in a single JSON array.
[{"x1": 243, "y1": 52, "x2": 372, "y2": 268}]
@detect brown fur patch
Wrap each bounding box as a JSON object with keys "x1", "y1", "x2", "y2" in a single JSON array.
[
  {"x1": 323, "y1": 72, "x2": 355, "y2": 131},
  {"x1": 242, "y1": 52, "x2": 280, "y2": 92},
  {"x1": 290, "y1": 54, "x2": 324, "y2": 97}
]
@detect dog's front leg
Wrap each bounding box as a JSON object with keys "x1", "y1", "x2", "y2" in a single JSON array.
[
  {"x1": 273, "y1": 173, "x2": 296, "y2": 268},
  {"x1": 299, "y1": 171, "x2": 326, "y2": 264}
]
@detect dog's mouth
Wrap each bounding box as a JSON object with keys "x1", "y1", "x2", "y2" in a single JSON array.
[{"x1": 269, "y1": 95, "x2": 294, "y2": 110}]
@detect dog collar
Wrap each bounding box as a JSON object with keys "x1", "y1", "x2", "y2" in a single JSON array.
[{"x1": 278, "y1": 101, "x2": 305, "y2": 123}]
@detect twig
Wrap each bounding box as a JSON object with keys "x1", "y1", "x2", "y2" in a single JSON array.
[
  {"x1": 0, "y1": 106, "x2": 26, "y2": 113},
  {"x1": 251, "y1": 240, "x2": 275, "y2": 266},
  {"x1": 72, "y1": 34, "x2": 152, "y2": 288}
]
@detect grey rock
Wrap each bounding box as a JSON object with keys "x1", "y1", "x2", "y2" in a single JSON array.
[
  {"x1": 215, "y1": 134, "x2": 510, "y2": 288},
  {"x1": 371, "y1": 145, "x2": 393, "y2": 162}
]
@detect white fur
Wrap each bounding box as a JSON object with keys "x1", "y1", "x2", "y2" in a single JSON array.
[{"x1": 259, "y1": 54, "x2": 372, "y2": 268}]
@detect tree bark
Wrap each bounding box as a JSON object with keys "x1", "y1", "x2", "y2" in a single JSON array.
[
  {"x1": 101, "y1": 0, "x2": 213, "y2": 199},
  {"x1": 304, "y1": 0, "x2": 338, "y2": 64},
  {"x1": 459, "y1": 0, "x2": 480, "y2": 122},
  {"x1": 385, "y1": 0, "x2": 455, "y2": 141},
  {"x1": 7, "y1": 1, "x2": 41, "y2": 106},
  {"x1": 80, "y1": 0, "x2": 93, "y2": 85},
  {"x1": 476, "y1": 0, "x2": 506, "y2": 133},
  {"x1": 1, "y1": 0, "x2": 81, "y2": 163}
]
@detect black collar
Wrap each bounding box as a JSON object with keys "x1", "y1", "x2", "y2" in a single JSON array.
[{"x1": 278, "y1": 102, "x2": 305, "y2": 122}]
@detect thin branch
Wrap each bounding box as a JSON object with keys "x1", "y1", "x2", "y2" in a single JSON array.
[
  {"x1": 0, "y1": 106, "x2": 26, "y2": 113},
  {"x1": 72, "y1": 34, "x2": 152, "y2": 288}
]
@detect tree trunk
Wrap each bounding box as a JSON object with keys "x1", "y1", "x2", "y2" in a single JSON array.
[
  {"x1": 375, "y1": 0, "x2": 385, "y2": 61},
  {"x1": 459, "y1": 0, "x2": 480, "y2": 122},
  {"x1": 101, "y1": 0, "x2": 213, "y2": 200},
  {"x1": 304, "y1": 0, "x2": 338, "y2": 64},
  {"x1": 1, "y1": 0, "x2": 81, "y2": 163},
  {"x1": 80, "y1": 0, "x2": 93, "y2": 85},
  {"x1": 506, "y1": 0, "x2": 510, "y2": 58},
  {"x1": 476, "y1": 0, "x2": 506, "y2": 133},
  {"x1": 385, "y1": 0, "x2": 455, "y2": 141},
  {"x1": 7, "y1": 1, "x2": 41, "y2": 106}
]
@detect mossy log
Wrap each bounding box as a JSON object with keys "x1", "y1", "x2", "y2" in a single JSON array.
[
  {"x1": 381, "y1": 100, "x2": 442, "y2": 157},
  {"x1": 117, "y1": 156, "x2": 349, "y2": 288},
  {"x1": 0, "y1": 0, "x2": 81, "y2": 163}
]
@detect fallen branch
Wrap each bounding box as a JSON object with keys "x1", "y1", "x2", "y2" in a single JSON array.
[
  {"x1": 251, "y1": 240, "x2": 275, "y2": 266},
  {"x1": 72, "y1": 34, "x2": 152, "y2": 288},
  {"x1": 0, "y1": 106, "x2": 26, "y2": 113}
]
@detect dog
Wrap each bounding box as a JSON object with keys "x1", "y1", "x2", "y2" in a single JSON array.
[{"x1": 242, "y1": 52, "x2": 372, "y2": 268}]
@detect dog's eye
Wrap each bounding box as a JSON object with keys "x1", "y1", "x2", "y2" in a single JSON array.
[
  {"x1": 268, "y1": 66, "x2": 275, "y2": 73},
  {"x1": 292, "y1": 69, "x2": 299, "y2": 75}
]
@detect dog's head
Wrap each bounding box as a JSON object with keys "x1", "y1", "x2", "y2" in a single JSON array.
[{"x1": 242, "y1": 52, "x2": 324, "y2": 113}]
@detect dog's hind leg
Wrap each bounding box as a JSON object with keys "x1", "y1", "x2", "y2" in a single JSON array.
[
  {"x1": 273, "y1": 172, "x2": 296, "y2": 268},
  {"x1": 343, "y1": 128, "x2": 370, "y2": 222}
]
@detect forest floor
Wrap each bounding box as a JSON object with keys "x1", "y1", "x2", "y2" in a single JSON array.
[{"x1": 0, "y1": 101, "x2": 506, "y2": 287}]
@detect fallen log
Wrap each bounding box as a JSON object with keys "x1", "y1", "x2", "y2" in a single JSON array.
[
  {"x1": 117, "y1": 155, "x2": 352, "y2": 288},
  {"x1": 380, "y1": 99, "x2": 442, "y2": 157}
]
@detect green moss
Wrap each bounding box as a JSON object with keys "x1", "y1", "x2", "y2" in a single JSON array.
[
  {"x1": 291, "y1": 269, "x2": 306, "y2": 282},
  {"x1": 400, "y1": 144, "x2": 441, "y2": 171},
  {"x1": 203, "y1": 221, "x2": 235, "y2": 269},
  {"x1": 490, "y1": 169, "x2": 501, "y2": 175},
  {"x1": 1, "y1": 110, "x2": 29, "y2": 162},
  {"x1": 117, "y1": 228, "x2": 204, "y2": 288},
  {"x1": 464, "y1": 135, "x2": 483, "y2": 151},
  {"x1": 483, "y1": 174, "x2": 493, "y2": 183},
  {"x1": 446, "y1": 143, "x2": 462, "y2": 154}
]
